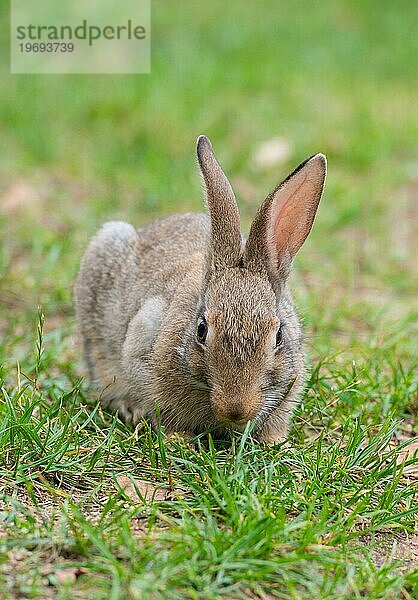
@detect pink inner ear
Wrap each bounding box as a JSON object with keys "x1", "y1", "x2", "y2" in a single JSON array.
[
  {"x1": 271, "y1": 172, "x2": 308, "y2": 258},
  {"x1": 244, "y1": 152, "x2": 325, "y2": 276}
]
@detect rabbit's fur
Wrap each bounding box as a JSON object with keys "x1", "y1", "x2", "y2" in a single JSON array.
[{"x1": 75, "y1": 136, "x2": 326, "y2": 443}]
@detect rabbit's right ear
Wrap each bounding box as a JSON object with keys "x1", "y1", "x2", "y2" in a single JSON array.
[
  {"x1": 197, "y1": 136, "x2": 242, "y2": 270},
  {"x1": 244, "y1": 153, "x2": 326, "y2": 287}
]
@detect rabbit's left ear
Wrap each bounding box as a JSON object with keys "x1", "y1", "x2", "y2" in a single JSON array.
[{"x1": 244, "y1": 153, "x2": 326, "y2": 283}]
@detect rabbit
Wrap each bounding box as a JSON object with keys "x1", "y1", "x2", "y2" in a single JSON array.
[{"x1": 74, "y1": 135, "x2": 326, "y2": 444}]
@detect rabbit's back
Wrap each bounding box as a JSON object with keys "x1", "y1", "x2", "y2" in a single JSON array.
[{"x1": 75, "y1": 213, "x2": 209, "y2": 415}]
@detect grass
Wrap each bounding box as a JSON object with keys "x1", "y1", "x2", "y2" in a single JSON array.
[{"x1": 0, "y1": 0, "x2": 417, "y2": 598}]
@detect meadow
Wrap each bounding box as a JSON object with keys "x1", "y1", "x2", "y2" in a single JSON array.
[{"x1": 0, "y1": 1, "x2": 417, "y2": 598}]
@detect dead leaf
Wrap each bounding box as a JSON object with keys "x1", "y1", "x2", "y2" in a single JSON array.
[
  {"x1": 52, "y1": 567, "x2": 80, "y2": 586},
  {"x1": 116, "y1": 476, "x2": 172, "y2": 503},
  {"x1": 359, "y1": 532, "x2": 418, "y2": 570},
  {"x1": 242, "y1": 588, "x2": 278, "y2": 600},
  {"x1": 394, "y1": 534, "x2": 418, "y2": 566},
  {"x1": 396, "y1": 438, "x2": 418, "y2": 479},
  {"x1": 0, "y1": 180, "x2": 42, "y2": 214},
  {"x1": 252, "y1": 137, "x2": 292, "y2": 169}
]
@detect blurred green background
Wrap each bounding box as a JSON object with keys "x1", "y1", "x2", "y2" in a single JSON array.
[
  {"x1": 0, "y1": 3, "x2": 417, "y2": 594},
  {"x1": 0, "y1": 0, "x2": 417, "y2": 362}
]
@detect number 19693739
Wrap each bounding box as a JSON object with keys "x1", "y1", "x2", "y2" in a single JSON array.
[{"x1": 19, "y1": 42, "x2": 74, "y2": 52}]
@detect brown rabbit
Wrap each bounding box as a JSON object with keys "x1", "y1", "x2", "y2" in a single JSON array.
[{"x1": 74, "y1": 136, "x2": 326, "y2": 443}]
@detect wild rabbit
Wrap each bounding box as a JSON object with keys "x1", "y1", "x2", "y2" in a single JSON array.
[{"x1": 75, "y1": 136, "x2": 326, "y2": 443}]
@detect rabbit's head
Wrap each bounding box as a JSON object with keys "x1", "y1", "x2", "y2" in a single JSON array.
[{"x1": 183, "y1": 136, "x2": 326, "y2": 432}]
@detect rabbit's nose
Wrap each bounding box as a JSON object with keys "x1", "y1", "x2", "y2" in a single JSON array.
[
  {"x1": 227, "y1": 409, "x2": 248, "y2": 423},
  {"x1": 212, "y1": 388, "x2": 261, "y2": 426},
  {"x1": 216, "y1": 407, "x2": 251, "y2": 426}
]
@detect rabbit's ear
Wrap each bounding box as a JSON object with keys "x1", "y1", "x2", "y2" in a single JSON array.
[
  {"x1": 197, "y1": 135, "x2": 242, "y2": 270},
  {"x1": 244, "y1": 153, "x2": 326, "y2": 283}
]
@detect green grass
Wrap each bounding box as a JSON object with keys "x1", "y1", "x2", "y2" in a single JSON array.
[{"x1": 0, "y1": 0, "x2": 417, "y2": 598}]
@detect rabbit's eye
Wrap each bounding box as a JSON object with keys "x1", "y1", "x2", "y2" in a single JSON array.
[
  {"x1": 196, "y1": 317, "x2": 208, "y2": 345},
  {"x1": 275, "y1": 324, "x2": 284, "y2": 349}
]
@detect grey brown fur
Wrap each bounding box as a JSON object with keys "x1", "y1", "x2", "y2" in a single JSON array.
[{"x1": 75, "y1": 136, "x2": 326, "y2": 443}]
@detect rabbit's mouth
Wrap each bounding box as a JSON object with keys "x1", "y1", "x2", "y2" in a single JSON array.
[
  {"x1": 220, "y1": 418, "x2": 250, "y2": 432},
  {"x1": 215, "y1": 413, "x2": 254, "y2": 430}
]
